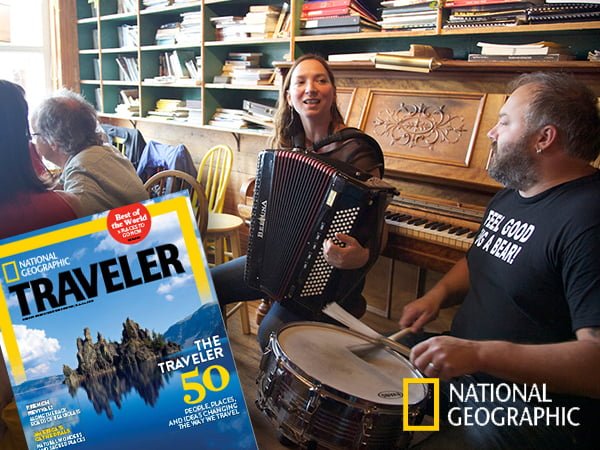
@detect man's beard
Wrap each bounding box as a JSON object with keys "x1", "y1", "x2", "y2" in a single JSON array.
[{"x1": 488, "y1": 138, "x2": 539, "y2": 191}]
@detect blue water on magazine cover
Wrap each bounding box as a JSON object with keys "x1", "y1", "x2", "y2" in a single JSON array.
[{"x1": 15, "y1": 335, "x2": 257, "y2": 450}]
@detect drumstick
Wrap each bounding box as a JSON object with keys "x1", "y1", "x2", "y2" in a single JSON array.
[
  {"x1": 322, "y1": 303, "x2": 411, "y2": 358},
  {"x1": 349, "y1": 328, "x2": 413, "y2": 358}
]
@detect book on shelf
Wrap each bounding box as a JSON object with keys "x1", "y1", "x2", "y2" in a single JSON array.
[
  {"x1": 0, "y1": 194, "x2": 258, "y2": 449},
  {"x1": 328, "y1": 44, "x2": 453, "y2": 62},
  {"x1": 94, "y1": 87, "x2": 103, "y2": 113},
  {"x1": 92, "y1": 58, "x2": 100, "y2": 80},
  {"x1": 241, "y1": 113, "x2": 274, "y2": 129},
  {"x1": 300, "y1": 0, "x2": 378, "y2": 21},
  {"x1": 117, "y1": 90, "x2": 139, "y2": 117},
  {"x1": 273, "y1": 2, "x2": 289, "y2": 36},
  {"x1": 445, "y1": 0, "x2": 543, "y2": 6},
  {"x1": 544, "y1": 0, "x2": 600, "y2": 3},
  {"x1": 242, "y1": 99, "x2": 277, "y2": 119},
  {"x1": 382, "y1": 3, "x2": 439, "y2": 15},
  {"x1": 212, "y1": 75, "x2": 232, "y2": 84},
  {"x1": 380, "y1": 0, "x2": 436, "y2": 6},
  {"x1": 117, "y1": 24, "x2": 138, "y2": 48},
  {"x1": 468, "y1": 53, "x2": 576, "y2": 62},
  {"x1": 526, "y1": 4, "x2": 600, "y2": 23},
  {"x1": 301, "y1": 14, "x2": 379, "y2": 28},
  {"x1": 477, "y1": 41, "x2": 570, "y2": 56},
  {"x1": 115, "y1": 56, "x2": 139, "y2": 82},
  {"x1": 117, "y1": 0, "x2": 138, "y2": 14},
  {"x1": 91, "y1": 28, "x2": 98, "y2": 49},
  {"x1": 300, "y1": 24, "x2": 380, "y2": 35}
]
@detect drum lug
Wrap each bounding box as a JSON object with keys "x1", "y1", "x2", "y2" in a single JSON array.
[
  {"x1": 304, "y1": 385, "x2": 322, "y2": 415},
  {"x1": 361, "y1": 407, "x2": 377, "y2": 437}
]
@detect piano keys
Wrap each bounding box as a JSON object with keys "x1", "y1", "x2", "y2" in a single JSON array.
[{"x1": 382, "y1": 195, "x2": 486, "y2": 273}]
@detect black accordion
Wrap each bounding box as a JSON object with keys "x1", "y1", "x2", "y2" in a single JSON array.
[{"x1": 244, "y1": 150, "x2": 396, "y2": 312}]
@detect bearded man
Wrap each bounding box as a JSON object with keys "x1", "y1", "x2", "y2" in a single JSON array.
[{"x1": 399, "y1": 72, "x2": 600, "y2": 449}]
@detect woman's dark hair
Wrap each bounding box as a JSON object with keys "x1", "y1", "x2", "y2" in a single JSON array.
[
  {"x1": 271, "y1": 54, "x2": 345, "y2": 149},
  {"x1": 0, "y1": 80, "x2": 48, "y2": 203}
]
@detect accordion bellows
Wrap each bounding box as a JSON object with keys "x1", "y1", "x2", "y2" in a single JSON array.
[{"x1": 244, "y1": 150, "x2": 395, "y2": 312}]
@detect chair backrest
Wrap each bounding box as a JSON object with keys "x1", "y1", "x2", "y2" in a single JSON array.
[
  {"x1": 197, "y1": 144, "x2": 233, "y2": 213},
  {"x1": 113, "y1": 136, "x2": 127, "y2": 156},
  {"x1": 143, "y1": 169, "x2": 208, "y2": 238}
]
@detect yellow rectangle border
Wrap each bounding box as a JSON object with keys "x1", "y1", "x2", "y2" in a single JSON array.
[{"x1": 403, "y1": 377, "x2": 440, "y2": 431}]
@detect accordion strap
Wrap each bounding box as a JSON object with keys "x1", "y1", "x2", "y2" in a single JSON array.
[{"x1": 310, "y1": 127, "x2": 384, "y2": 177}]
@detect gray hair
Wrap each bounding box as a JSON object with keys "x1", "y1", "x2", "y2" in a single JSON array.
[
  {"x1": 508, "y1": 72, "x2": 600, "y2": 162},
  {"x1": 33, "y1": 89, "x2": 104, "y2": 156}
]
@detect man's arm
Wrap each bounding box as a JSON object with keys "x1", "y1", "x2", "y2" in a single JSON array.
[
  {"x1": 399, "y1": 257, "x2": 470, "y2": 332},
  {"x1": 410, "y1": 328, "x2": 600, "y2": 398}
]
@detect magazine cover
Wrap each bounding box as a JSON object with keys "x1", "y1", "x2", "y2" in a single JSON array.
[{"x1": 0, "y1": 193, "x2": 258, "y2": 450}]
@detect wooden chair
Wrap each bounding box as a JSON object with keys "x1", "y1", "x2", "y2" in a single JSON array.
[
  {"x1": 198, "y1": 145, "x2": 250, "y2": 335},
  {"x1": 197, "y1": 144, "x2": 234, "y2": 214},
  {"x1": 112, "y1": 136, "x2": 127, "y2": 156},
  {"x1": 143, "y1": 169, "x2": 208, "y2": 238}
]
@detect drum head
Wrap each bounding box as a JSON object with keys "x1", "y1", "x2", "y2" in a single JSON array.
[{"x1": 277, "y1": 322, "x2": 427, "y2": 406}]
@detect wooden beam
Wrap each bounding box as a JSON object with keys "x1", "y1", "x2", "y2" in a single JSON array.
[{"x1": 49, "y1": 0, "x2": 79, "y2": 90}]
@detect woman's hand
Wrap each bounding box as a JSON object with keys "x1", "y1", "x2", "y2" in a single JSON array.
[{"x1": 322, "y1": 233, "x2": 369, "y2": 269}]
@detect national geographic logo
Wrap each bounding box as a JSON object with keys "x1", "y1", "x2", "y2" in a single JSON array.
[{"x1": 404, "y1": 378, "x2": 440, "y2": 432}]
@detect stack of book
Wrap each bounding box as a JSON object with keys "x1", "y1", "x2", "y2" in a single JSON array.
[
  {"x1": 231, "y1": 68, "x2": 275, "y2": 86},
  {"x1": 115, "y1": 88, "x2": 140, "y2": 117},
  {"x1": 527, "y1": 2, "x2": 600, "y2": 24},
  {"x1": 142, "y1": 0, "x2": 172, "y2": 10},
  {"x1": 243, "y1": 4, "x2": 282, "y2": 38},
  {"x1": 184, "y1": 98, "x2": 202, "y2": 123},
  {"x1": 117, "y1": 0, "x2": 137, "y2": 14},
  {"x1": 444, "y1": 0, "x2": 542, "y2": 28},
  {"x1": 147, "y1": 99, "x2": 189, "y2": 119},
  {"x1": 378, "y1": 0, "x2": 438, "y2": 31},
  {"x1": 468, "y1": 41, "x2": 575, "y2": 62},
  {"x1": 117, "y1": 24, "x2": 138, "y2": 48},
  {"x1": 178, "y1": 11, "x2": 202, "y2": 44},
  {"x1": 242, "y1": 99, "x2": 276, "y2": 130},
  {"x1": 300, "y1": 0, "x2": 380, "y2": 35},
  {"x1": 155, "y1": 22, "x2": 181, "y2": 46},
  {"x1": 210, "y1": 16, "x2": 247, "y2": 41},
  {"x1": 213, "y1": 52, "x2": 262, "y2": 84},
  {"x1": 115, "y1": 56, "x2": 139, "y2": 81},
  {"x1": 208, "y1": 108, "x2": 251, "y2": 130}
]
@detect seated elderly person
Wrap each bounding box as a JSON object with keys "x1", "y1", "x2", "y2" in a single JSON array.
[{"x1": 31, "y1": 89, "x2": 148, "y2": 217}]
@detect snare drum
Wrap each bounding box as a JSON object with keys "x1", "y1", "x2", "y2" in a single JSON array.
[{"x1": 256, "y1": 322, "x2": 429, "y2": 449}]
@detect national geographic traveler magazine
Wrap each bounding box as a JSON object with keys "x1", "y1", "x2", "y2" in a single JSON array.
[{"x1": 0, "y1": 194, "x2": 258, "y2": 450}]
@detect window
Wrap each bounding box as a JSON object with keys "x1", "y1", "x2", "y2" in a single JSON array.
[{"x1": 0, "y1": 0, "x2": 51, "y2": 109}]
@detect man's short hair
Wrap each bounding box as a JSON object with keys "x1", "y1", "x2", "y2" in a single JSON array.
[
  {"x1": 509, "y1": 72, "x2": 600, "y2": 162},
  {"x1": 34, "y1": 89, "x2": 103, "y2": 156}
]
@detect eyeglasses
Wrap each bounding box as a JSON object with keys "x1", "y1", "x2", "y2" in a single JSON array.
[{"x1": 30, "y1": 132, "x2": 44, "y2": 143}]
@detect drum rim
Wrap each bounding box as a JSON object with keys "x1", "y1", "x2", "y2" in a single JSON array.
[{"x1": 270, "y1": 321, "x2": 429, "y2": 408}]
